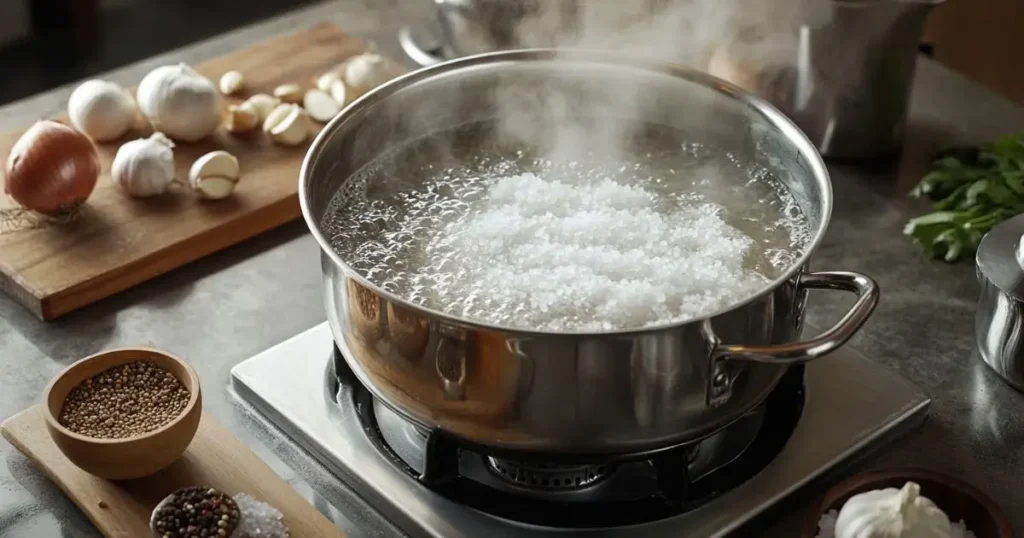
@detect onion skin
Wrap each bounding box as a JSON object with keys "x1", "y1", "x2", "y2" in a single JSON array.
[{"x1": 4, "y1": 120, "x2": 101, "y2": 214}]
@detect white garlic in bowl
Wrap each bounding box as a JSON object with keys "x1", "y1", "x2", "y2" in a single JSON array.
[
  {"x1": 67, "y1": 80, "x2": 137, "y2": 142},
  {"x1": 835, "y1": 482, "x2": 953, "y2": 538},
  {"x1": 136, "y1": 64, "x2": 223, "y2": 142},
  {"x1": 110, "y1": 132, "x2": 177, "y2": 198}
]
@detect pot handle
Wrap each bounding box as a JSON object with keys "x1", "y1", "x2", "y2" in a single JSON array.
[
  {"x1": 720, "y1": 271, "x2": 879, "y2": 363},
  {"x1": 705, "y1": 271, "x2": 879, "y2": 406},
  {"x1": 398, "y1": 26, "x2": 447, "y2": 67}
]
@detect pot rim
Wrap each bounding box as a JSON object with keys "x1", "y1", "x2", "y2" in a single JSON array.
[{"x1": 300, "y1": 48, "x2": 833, "y2": 337}]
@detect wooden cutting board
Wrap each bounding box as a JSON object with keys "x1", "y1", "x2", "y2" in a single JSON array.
[
  {"x1": 0, "y1": 23, "x2": 375, "y2": 320},
  {"x1": 1, "y1": 405, "x2": 346, "y2": 537}
]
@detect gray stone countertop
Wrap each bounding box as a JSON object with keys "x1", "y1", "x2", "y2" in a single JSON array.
[{"x1": 3, "y1": 1, "x2": 1024, "y2": 536}]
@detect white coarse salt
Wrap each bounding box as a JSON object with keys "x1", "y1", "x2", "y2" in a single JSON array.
[
  {"x1": 230, "y1": 493, "x2": 289, "y2": 538},
  {"x1": 427, "y1": 172, "x2": 767, "y2": 331}
]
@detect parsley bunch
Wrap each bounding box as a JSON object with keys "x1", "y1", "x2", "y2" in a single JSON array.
[{"x1": 904, "y1": 134, "x2": 1024, "y2": 262}]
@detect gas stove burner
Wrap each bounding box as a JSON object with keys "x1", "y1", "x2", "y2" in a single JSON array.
[
  {"x1": 347, "y1": 343, "x2": 806, "y2": 527},
  {"x1": 230, "y1": 322, "x2": 931, "y2": 537},
  {"x1": 486, "y1": 458, "x2": 610, "y2": 490}
]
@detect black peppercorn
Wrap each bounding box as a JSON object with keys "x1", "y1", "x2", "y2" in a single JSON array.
[{"x1": 152, "y1": 486, "x2": 239, "y2": 538}]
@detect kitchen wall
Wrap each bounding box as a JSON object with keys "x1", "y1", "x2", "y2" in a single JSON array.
[
  {"x1": 0, "y1": 0, "x2": 321, "y2": 106},
  {"x1": 0, "y1": 0, "x2": 30, "y2": 47},
  {"x1": 924, "y1": 0, "x2": 1023, "y2": 106}
]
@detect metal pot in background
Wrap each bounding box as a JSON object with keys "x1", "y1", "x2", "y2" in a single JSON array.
[
  {"x1": 751, "y1": 0, "x2": 947, "y2": 161},
  {"x1": 975, "y1": 213, "x2": 1024, "y2": 392},
  {"x1": 300, "y1": 50, "x2": 880, "y2": 456},
  {"x1": 400, "y1": 0, "x2": 946, "y2": 161}
]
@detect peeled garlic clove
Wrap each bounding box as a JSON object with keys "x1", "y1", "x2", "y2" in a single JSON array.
[
  {"x1": 189, "y1": 150, "x2": 240, "y2": 200},
  {"x1": 67, "y1": 79, "x2": 137, "y2": 142},
  {"x1": 344, "y1": 53, "x2": 405, "y2": 99},
  {"x1": 219, "y1": 70, "x2": 245, "y2": 95},
  {"x1": 263, "y1": 104, "x2": 308, "y2": 147},
  {"x1": 303, "y1": 89, "x2": 341, "y2": 123},
  {"x1": 273, "y1": 84, "x2": 303, "y2": 104},
  {"x1": 244, "y1": 93, "x2": 280, "y2": 122},
  {"x1": 316, "y1": 72, "x2": 341, "y2": 93},
  {"x1": 111, "y1": 132, "x2": 176, "y2": 198},
  {"x1": 329, "y1": 79, "x2": 348, "y2": 107},
  {"x1": 194, "y1": 177, "x2": 237, "y2": 200},
  {"x1": 224, "y1": 102, "x2": 260, "y2": 133}
]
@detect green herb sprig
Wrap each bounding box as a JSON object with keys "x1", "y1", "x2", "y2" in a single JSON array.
[{"x1": 904, "y1": 133, "x2": 1024, "y2": 262}]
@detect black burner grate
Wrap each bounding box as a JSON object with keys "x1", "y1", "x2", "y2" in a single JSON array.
[
  {"x1": 333, "y1": 346, "x2": 805, "y2": 529},
  {"x1": 486, "y1": 457, "x2": 610, "y2": 490}
]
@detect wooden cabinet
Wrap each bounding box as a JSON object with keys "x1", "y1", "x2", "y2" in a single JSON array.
[{"x1": 923, "y1": 0, "x2": 1024, "y2": 105}]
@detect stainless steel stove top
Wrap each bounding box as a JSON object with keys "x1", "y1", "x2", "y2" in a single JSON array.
[{"x1": 230, "y1": 322, "x2": 930, "y2": 537}]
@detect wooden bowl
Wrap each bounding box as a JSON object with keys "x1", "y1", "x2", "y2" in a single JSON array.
[
  {"x1": 801, "y1": 468, "x2": 1013, "y2": 538},
  {"x1": 42, "y1": 347, "x2": 202, "y2": 480}
]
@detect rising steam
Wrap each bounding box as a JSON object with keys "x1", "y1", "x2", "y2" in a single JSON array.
[{"x1": 470, "y1": 0, "x2": 831, "y2": 168}]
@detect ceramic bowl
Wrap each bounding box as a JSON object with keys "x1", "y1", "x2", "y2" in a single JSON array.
[
  {"x1": 42, "y1": 347, "x2": 202, "y2": 480},
  {"x1": 801, "y1": 468, "x2": 1013, "y2": 538}
]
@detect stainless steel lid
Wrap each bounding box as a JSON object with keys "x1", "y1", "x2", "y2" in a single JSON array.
[
  {"x1": 975, "y1": 213, "x2": 1024, "y2": 393},
  {"x1": 976, "y1": 213, "x2": 1024, "y2": 299}
]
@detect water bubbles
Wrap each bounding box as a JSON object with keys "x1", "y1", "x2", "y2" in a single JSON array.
[{"x1": 321, "y1": 134, "x2": 811, "y2": 332}]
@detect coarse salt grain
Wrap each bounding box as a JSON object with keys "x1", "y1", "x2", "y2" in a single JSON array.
[
  {"x1": 230, "y1": 493, "x2": 289, "y2": 538},
  {"x1": 425, "y1": 173, "x2": 768, "y2": 331},
  {"x1": 814, "y1": 509, "x2": 976, "y2": 538},
  {"x1": 325, "y1": 146, "x2": 811, "y2": 332}
]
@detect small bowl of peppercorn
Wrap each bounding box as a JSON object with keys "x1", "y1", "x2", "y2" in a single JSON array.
[
  {"x1": 42, "y1": 347, "x2": 202, "y2": 480},
  {"x1": 151, "y1": 486, "x2": 241, "y2": 538}
]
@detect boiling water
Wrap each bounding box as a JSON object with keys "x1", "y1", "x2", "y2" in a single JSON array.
[{"x1": 321, "y1": 124, "x2": 811, "y2": 332}]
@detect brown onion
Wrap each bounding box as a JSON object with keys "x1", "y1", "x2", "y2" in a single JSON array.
[{"x1": 4, "y1": 120, "x2": 100, "y2": 214}]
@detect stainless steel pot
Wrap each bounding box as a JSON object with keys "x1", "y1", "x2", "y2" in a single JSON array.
[
  {"x1": 976, "y1": 213, "x2": 1024, "y2": 392},
  {"x1": 741, "y1": 0, "x2": 946, "y2": 160},
  {"x1": 299, "y1": 50, "x2": 879, "y2": 455}
]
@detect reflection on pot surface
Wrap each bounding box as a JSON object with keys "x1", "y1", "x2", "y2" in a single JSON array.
[{"x1": 304, "y1": 50, "x2": 878, "y2": 455}]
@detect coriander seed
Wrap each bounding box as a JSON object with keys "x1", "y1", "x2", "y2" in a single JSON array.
[{"x1": 58, "y1": 360, "x2": 190, "y2": 439}]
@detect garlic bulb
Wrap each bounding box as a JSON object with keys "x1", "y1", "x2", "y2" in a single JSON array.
[
  {"x1": 136, "y1": 64, "x2": 222, "y2": 142},
  {"x1": 835, "y1": 482, "x2": 953, "y2": 538},
  {"x1": 343, "y1": 54, "x2": 404, "y2": 99},
  {"x1": 111, "y1": 132, "x2": 177, "y2": 198},
  {"x1": 67, "y1": 80, "x2": 137, "y2": 142}
]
